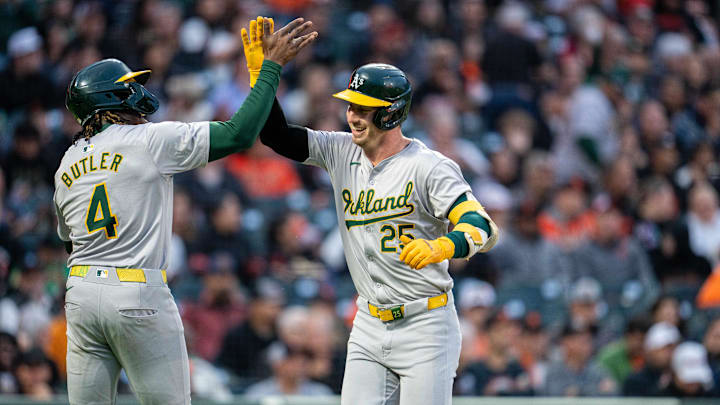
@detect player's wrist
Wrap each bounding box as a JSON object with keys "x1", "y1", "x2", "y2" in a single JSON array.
[
  {"x1": 248, "y1": 69, "x2": 261, "y2": 87},
  {"x1": 261, "y1": 59, "x2": 282, "y2": 72},
  {"x1": 436, "y1": 236, "x2": 455, "y2": 260}
]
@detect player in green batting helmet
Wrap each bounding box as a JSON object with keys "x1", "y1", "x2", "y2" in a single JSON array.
[
  {"x1": 333, "y1": 63, "x2": 412, "y2": 131},
  {"x1": 65, "y1": 58, "x2": 159, "y2": 141}
]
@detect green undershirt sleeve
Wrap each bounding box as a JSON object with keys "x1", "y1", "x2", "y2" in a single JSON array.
[
  {"x1": 445, "y1": 194, "x2": 492, "y2": 258},
  {"x1": 208, "y1": 60, "x2": 281, "y2": 161}
]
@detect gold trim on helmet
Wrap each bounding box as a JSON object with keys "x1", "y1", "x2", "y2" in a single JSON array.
[
  {"x1": 114, "y1": 70, "x2": 152, "y2": 84},
  {"x1": 332, "y1": 89, "x2": 392, "y2": 107}
]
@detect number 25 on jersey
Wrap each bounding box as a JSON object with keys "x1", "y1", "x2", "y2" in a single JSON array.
[{"x1": 85, "y1": 182, "x2": 118, "y2": 239}]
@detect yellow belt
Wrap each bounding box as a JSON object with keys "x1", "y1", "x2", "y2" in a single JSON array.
[
  {"x1": 368, "y1": 292, "x2": 448, "y2": 322},
  {"x1": 70, "y1": 265, "x2": 167, "y2": 284}
]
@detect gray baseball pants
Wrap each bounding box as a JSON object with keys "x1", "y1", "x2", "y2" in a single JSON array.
[
  {"x1": 341, "y1": 292, "x2": 461, "y2": 405},
  {"x1": 64, "y1": 267, "x2": 190, "y2": 405}
]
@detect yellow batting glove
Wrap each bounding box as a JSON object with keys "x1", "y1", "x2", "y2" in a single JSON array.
[
  {"x1": 240, "y1": 16, "x2": 274, "y2": 87},
  {"x1": 399, "y1": 235, "x2": 455, "y2": 270}
]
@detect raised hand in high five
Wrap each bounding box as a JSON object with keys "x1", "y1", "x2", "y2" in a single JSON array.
[
  {"x1": 259, "y1": 17, "x2": 317, "y2": 67},
  {"x1": 241, "y1": 16, "x2": 273, "y2": 87}
]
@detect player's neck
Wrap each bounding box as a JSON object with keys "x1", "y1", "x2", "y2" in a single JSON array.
[
  {"x1": 101, "y1": 113, "x2": 146, "y2": 126},
  {"x1": 362, "y1": 130, "x2": 411, "y2": 166}
]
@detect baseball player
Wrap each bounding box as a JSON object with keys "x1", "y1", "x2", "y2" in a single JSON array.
[
  {"x1": 54, "y1": 18, "x2": 316, "y2": 405},
  {"x1": 243, "y1": 20, "x2": 498, "y2": 405}
]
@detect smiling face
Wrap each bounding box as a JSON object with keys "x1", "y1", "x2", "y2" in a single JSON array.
[{"x1": 346, "y1": 103, "x2": 380, "y2": 147}]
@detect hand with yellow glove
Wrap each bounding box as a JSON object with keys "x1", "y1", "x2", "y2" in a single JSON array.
[
  {"x1": 399, "y1": 235, "x2": 455, "y2": 270},
  {"x1": 240, "y1": 16, "x2": 274, "y2": 87}
]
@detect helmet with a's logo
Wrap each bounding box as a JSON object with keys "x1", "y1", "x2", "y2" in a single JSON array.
[{"x1": 333, "y1": 63, "x2": 412, "y2": 130}]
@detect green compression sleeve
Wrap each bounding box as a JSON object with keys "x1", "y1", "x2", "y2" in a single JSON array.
[
  {"x1": 208, "y1": 60, "x2": 281, "y2": 161},
  {"x1": 445, "y1": 194, "x2": 492, "y2": 258}
]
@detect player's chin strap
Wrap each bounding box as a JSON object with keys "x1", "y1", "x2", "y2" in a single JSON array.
[{"x1": 448, "y1": 199, "x2": 499, "y2": 258}]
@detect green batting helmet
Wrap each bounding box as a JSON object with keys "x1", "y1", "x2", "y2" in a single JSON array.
[
  {"x1": 65, "y1": 58, "x2": 159, "y2": 126},
  {"x1": 333, "y1": 63, "x2": 412, "y2": 130}
]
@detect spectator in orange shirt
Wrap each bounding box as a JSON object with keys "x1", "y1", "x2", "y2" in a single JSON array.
[
  {"x1": 537, "y1": 178, "x2": 596, "y2": 250},
  {"x1": 226, "y1": 141, "x2": 302, "y2": 200}
]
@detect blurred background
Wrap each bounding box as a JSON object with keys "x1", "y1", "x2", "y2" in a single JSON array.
[{"x1": 2, "y1": 0, "x2": 720, "y2": 402}]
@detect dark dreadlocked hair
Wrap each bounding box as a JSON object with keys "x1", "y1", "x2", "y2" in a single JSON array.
[{"x1": 72, "y1": 110, "x2": 140, "y2": 143}]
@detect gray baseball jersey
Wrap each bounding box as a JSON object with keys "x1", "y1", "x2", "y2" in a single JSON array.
[
  {"x1": 304, "y1": 129, "x2": 471, "y2": 304},
  {"x1": 55, "y1": 121, "x2": 208, "y2": 405},
  {"x1": 54, "y1": 121, "x2": 209, "y2": 268}
]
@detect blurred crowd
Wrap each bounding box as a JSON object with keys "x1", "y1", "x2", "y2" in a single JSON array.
[{"x1": 2, "y1": 0, "x2": 720, "y2": 400}]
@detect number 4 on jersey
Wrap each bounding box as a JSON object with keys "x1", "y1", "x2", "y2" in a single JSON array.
[{"x1": 85, "y1": 183, "x2": 118, "y2": 239}]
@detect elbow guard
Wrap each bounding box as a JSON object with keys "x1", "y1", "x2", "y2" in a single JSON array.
[{"x1": 448, "y1": 199, "x2": 499, "y2": 258}]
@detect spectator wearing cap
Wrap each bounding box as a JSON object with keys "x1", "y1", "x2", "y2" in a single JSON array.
[
  {"x1": 162, "y1": 72, "x2": 214, "y2": 123},
  {"x1": 457, "y1": 279, "x2": 496, "y2": 367},
  {"x1": 455, "y1": 310, "x2": 531, "y2": 396},
  {"x1": 623, "y1": 321, "x2": 680, "y2": 396},
  {"x1": 216, "y1": 278, "x2": 285, "y2": 383},
  {"x1": 0, "y1": 26, "x2": 57, "y2": 112},
  {"x1": 596, "y1": 317, "x2": 650, "y2": 386},
  {"x1": 244, "y1": 341, "x2": 332, "y2": 398},
  {"x1": 537, "y1": 178, "x2": 596, "y2": 251},
  {"x1": 541, "y1": 325, "x2": 617, "y2": 396},
  {"x1": 564, "y1": 277, "x2": 617, "y2": 349},
  {"x1": 661, "y1": 342, "x2": 716, "y2": 397},
  {"x1": 654, "y1": 32, "x2": 693, "y2": 76}
]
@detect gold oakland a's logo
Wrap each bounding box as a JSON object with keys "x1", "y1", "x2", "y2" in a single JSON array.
[{"x1": 349, "y1": 74, "x2": 365, "y2": 90}]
